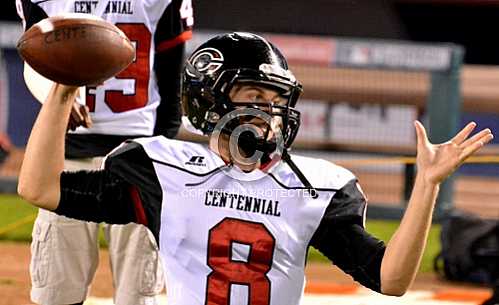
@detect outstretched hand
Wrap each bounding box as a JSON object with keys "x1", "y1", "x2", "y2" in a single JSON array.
[{"x1": 414, "y1": 120, "x2": 493, "y2": 185}]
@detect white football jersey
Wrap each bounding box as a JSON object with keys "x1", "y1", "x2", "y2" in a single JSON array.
[
  {"x1": 126, "y1": 137, "x2": 361, "y2": 305},
  {"x1": 56, "y1": 136, "x2": 382, "y2": 304},
  {"x1": 16, "y1": 0, "x2": 193, "y2": 136}
]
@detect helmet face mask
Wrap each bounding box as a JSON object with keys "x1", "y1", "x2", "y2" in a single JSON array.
[{"x1": 182, "y1": 32, "x2": 302, "y2": 150}]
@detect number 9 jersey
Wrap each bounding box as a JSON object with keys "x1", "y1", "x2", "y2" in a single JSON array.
[{"x1": 16, "y1": 0, "x2": 193, "y2": 156}]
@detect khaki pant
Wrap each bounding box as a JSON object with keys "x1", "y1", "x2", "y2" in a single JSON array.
[{"x1": 30, "y1": 158, "x2": 164, "y2": 305}]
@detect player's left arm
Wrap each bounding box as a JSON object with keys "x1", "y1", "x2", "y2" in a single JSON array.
[
  {"x1": 380, "y1": 121, "x2": 493, "y2": 296},
  {"x1": 311, "y1": 121, "x2": 493, "y2": 296},
  {"x1": 310, "y1": 179, "x2": 387, "y2": 293}
]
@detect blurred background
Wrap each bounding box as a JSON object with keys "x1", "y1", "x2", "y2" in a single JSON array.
[
  {"x1": 0, "y1": 0, "x2": 498, "y2": 302},
  {"x1": 3, "y1": 0, "x2": 498, "y2": 216}
]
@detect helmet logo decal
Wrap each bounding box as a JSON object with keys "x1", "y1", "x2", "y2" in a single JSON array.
[{"x1": 188, "y1": 47, "x2": 224, "y2": 76}]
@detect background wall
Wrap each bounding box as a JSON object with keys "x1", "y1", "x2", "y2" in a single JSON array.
[
  {"x1": 2, "y1": 0, "x2": 499, "y2": 65},
  {"x1": 2, "y1": 49, "x2": 39, "y2": 147},
  {"x1": 0, "y1": 0, "x2": 498, "y2": 146},
  {"x1": 191, "y1": 0, "x2": 499, "y2": 65},
  {"x1": 0, "y1": 1, "x2": 497, "y2": 222}
]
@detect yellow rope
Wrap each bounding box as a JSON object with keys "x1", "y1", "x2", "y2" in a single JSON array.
[
  {"x1": 334, "y1": 155, "x2": 499, "y2": 166},
  {"x1": 0, "y1": 213, "x2": 37, "y2": 236}
]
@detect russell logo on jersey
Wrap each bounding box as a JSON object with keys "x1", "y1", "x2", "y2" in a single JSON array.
[{"x1": 185, "y1": 155, "x2": 206, "y2": 166}]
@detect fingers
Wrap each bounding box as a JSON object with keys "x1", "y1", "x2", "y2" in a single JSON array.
[
  {"x1": 451, "y1": 122, "x2": 476, "y2": 145},
  {"x1": 460, "y1": 128, "x2": 492, "y2": 148},
  {"x1": 71, "y1": 102, "x2": 84, "y2": 121},
  {"x1": 68, "y1": 109, "x2": 79, "y2": 131},
  {"x1": 68, "y1": 102, "x2": 93, "y2": 131},
  {"x1": 460, "y1": 130, "x2": 494, "y2": 160},
  {"x1": 81, "y1": 105, "x2": 93, "y2": 128},
  {"x1": 414, "y1": 120, "x2": 428, "y2": 148}
]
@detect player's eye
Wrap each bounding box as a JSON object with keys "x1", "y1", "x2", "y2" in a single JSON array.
[
  {"x1": 253, "y1": 94, "x2": 267, "y2": 102},
  {"x1": 273, "y1": 96, "x2": 288, "y2": 106}
]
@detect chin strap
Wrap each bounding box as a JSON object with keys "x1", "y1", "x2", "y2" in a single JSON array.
[
  {"x1": 238, "y1": 131, "x2": 318, "y2": 198},
  {"x1": 225, "y1": 126, "x2": 318, "y2": 199},
  {"x1": 238, "y1": 130, "x2": 276, "y2": 157},
  {"x1": 281, "y1": 150, "x2": 318, "y2": 199}
]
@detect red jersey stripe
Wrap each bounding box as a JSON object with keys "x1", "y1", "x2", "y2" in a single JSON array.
[
  {"x1": 156, "y1": 30, "x2": 193, "y2": 53},
  {"x1": 129, "y1": 186, "x2": 148, "y2": 226}
]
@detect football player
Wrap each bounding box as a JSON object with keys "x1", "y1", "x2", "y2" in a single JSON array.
[
  {"x1": 16, "y1": 0, "x2": 193, "y2": 304},
  {"x1": 19, "y1": 32, "x2": 493, "y2": 305}
]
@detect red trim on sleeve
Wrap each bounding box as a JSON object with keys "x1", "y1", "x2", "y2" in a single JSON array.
[
  {"x1": 129, "y1": 186, "x2": 148, "y2": 226},
  {"x1": 156, "y1": 30, "x2": 193, "y2": 53}
]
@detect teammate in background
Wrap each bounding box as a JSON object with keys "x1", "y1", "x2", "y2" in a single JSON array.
[
  {"x1": 18, "y1": 33, "x2": 493, "y2": 305},
  {"x1": 16, "y1": 0, "x2": 193, "y2": 304}
]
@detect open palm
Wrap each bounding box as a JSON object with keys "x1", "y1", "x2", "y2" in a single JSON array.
[{"x1": 414, "y1": 121, "x2": 494, "y2": 185}]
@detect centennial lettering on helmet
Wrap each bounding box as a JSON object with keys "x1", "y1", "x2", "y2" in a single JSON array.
[{"x1": 187, "y1": 47, "x2": 224, "y2": 76}]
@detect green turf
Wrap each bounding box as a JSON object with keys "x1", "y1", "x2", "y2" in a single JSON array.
[
  {"x1": 0, "y1": 194, "x2": 108, "y2": 246},
  {"x1": 0, "y1": 194, "x2": 36, "y2": 241},
  {"x1": 0, "y1": 195, "x2": 441, "y2": 272}
]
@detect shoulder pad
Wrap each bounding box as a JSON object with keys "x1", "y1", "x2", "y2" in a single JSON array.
[
  {"x1": 131, "y1": 136, "x2": 226, "y2": 174},
  {"x1": 272, "y1": 154, "x2": 355, "y2": 190}
]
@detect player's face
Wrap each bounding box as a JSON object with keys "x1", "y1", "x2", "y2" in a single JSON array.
[
  {"x1": 229, "y1": 84, "x2": 287, "y2": 107},
  {"x1": 209, "y1": 83, "x2": 286, "y2": 169},
  {"x1": 229, "y1": 83, "x2": 286, "y2": 130}
]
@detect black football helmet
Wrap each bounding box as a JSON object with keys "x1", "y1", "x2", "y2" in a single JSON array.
[{"x1": 182, "y1": 32, "x2": 303, "y2": 149}]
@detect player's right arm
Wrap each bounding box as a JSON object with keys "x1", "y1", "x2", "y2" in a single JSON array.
[
  {"x1": 17, "y1": 82, "x2": 127, "y2": 216},
  {"x1": 18, "y1": 84, "x2": 161, "y2": 231},
  {"x1": 18, "y1": 84, "x2": 77, "y2": 210}
]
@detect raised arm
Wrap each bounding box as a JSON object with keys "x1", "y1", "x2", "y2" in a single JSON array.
[
  {"x1": 380, "y1": 121, "x2": 493, "y2": 296},
  {"x1": 18, "y1": 84, "x2": 78, "y2": 210}
]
